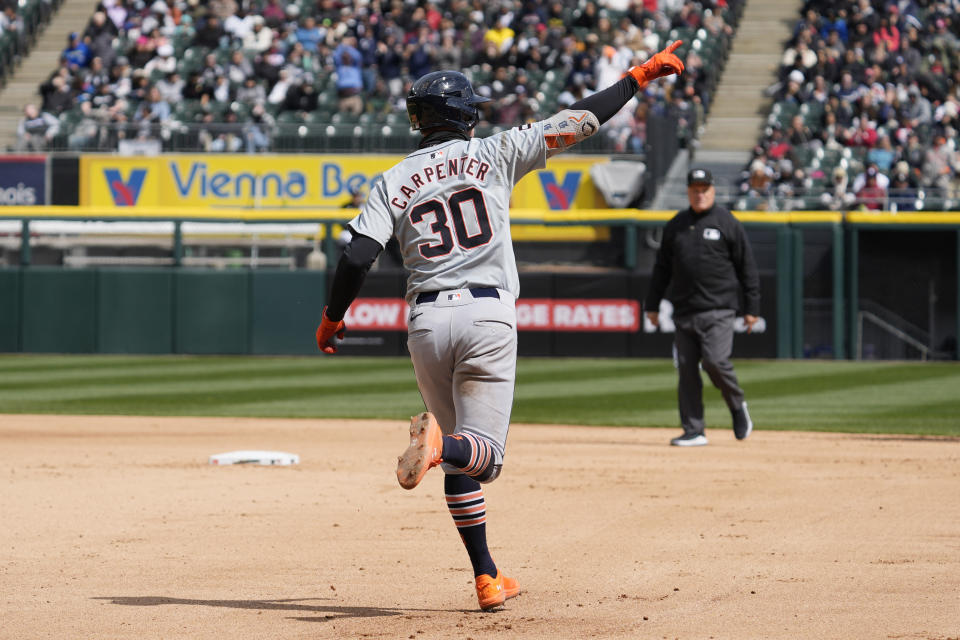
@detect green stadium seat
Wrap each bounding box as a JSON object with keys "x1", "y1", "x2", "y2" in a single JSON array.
[
  {"x1": 304, "y1": 110, "x2": 332, "y2": 125},
  {"x1": 313, "y1": 122, "x2": 359, "y2": 152},
  {"x1": 316, "y1": 92, "x2": 337, "y2": 112},
  {"x1": 331, "y1": 112, "x2": 359, "y2": 125},
  {"x1": 792, "y1": 146, "x2": 814, "y2": 168},
  {"x1": 917, "y1": 195, "x2": 945, "y2": 211},
  {"x1": 204, "y1": 100, "x2": 230, "y2": 118},
  {"x1": 228, "y1": 101, "x2": 251, "y2": 119},
  {"x1": 273, "y1": 118, "x2": 310, "y2": 151},
  {"x1": 366, "y1": 97, "x2": 388, "y2": 114},
  {"x1": 670, "y1": 27, "x2": 695, "y2": 44},
  {"x1": 276, "y1": 111, "x2": 305, "y2": 124},
  {"x1": 59, "y1": 107, "x2": 83, "y2": 129},
  {"x1": 172, "y1": 30, "x2": 194, "y2": 55}
]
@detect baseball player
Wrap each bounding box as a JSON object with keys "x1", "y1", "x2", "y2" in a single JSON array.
[{"x1": 315, "y1": 42, "x2": 684, "y2": 610}]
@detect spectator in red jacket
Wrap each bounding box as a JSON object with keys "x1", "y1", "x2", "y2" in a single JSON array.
[
  {"x1": 845, "y1": 117, "x2": 878, "y2": 148},
  {"x1": 856, "y1": 167, "x2": 887, "y2": 210},
  {"x1": 872, "y1": 17, "x2": 899, "y2": 52}
]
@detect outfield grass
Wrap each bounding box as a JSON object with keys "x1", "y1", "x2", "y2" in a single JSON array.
[{"x1": 0, "y1": 355, "x2": 958, "y2": 435}]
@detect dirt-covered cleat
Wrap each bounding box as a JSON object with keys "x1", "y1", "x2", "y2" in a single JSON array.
[
  {"x1": 396, "y1": 412, "x2": 443, "y2": 489},
  {"x1": 475, "y1": 570, "x2": 520, "y2": 611}
]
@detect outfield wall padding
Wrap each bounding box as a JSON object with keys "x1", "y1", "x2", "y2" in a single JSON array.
[
  {"x1": 0, "y1": 269, "x2": 21, "y2": 351},
  {"x1": 174, "y1": 270, "x2": 250, "y2": 354},
  {"x1": 0, "y1": 267, "x2": 795, "y2": 359},
  {"x1": 250, "y1": 271, "x2": 325, "y2": 355},
  {"x1": 97, "y1": 268, "x2": 174, "y2": 354},
  {"x1": 21, "y1": 267, "x2": 98, "y2": 353}
]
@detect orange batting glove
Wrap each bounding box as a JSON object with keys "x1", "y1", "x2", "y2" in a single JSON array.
[
  {"x1": 316, "y1": 306, "x2": 346, "y2": 354},
  {"x1": 628, "y1": 40, "x2": 685, "y2": 88}
]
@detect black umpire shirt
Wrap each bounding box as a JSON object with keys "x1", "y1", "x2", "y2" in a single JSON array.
[{"x1": 644, "y1": 204, "x2": 760, "y2": 318}]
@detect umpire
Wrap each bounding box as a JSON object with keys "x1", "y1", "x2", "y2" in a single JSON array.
[{"x1": 644, "y1": 168, "x2": 760, "y2": 446}]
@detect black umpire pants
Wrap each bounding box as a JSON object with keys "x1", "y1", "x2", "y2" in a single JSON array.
[{"x1": 674, "y1": 309, "x2": 745, "y2": 436}]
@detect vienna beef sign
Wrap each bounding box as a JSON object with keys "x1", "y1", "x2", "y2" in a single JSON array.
[{"x1": 344, "y1": 298, "x2": 640, "y2": 332}]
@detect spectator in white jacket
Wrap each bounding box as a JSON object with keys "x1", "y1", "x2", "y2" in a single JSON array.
[
  {"x1": 242, "y1": 16, "x2": 273, "y2": 53},
  {"x1": 16, "y1": 104, "x2": 60, "y2": 151},
  {"x1": 144, "y1": 43, "x2": 176, "y2": 76}
]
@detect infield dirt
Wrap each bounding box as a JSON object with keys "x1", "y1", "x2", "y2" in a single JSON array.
[{"x1": 1, "y1": 414, "x2": 958, "y2": 640}]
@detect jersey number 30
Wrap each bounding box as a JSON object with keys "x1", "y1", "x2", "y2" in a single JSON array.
[{"x1": 409, "y1": 187, "x2": 492, "y2": 259}]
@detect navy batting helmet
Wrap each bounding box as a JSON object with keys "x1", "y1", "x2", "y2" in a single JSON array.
[{"x1": 406, "y1": 71, "x2": 490, "y2": 133}]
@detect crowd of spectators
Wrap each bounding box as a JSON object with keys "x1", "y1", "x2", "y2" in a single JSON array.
[
  {"x1": 15, "y1": 0, "x2": 742, "y2": 154},
  {"x1": 740, "y1": 0, "x2": 960, "y2": 212},
  {"x1": 1, "y1": 4, "x2": 27, "y2": 55},
  {"x1": 1, "y1": 0, "x2": 54, "y2": 86}
]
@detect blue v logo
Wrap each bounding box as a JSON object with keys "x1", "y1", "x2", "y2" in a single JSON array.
[
  {"x1": 103, "y1": 168, "x2": 147, "y2": 206},
  {"x1": 538, "y1": 171, "x2": 581, "y2": 210}
]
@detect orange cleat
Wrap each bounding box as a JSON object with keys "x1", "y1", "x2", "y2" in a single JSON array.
[
  {"x1": 475, "y1": 570, "x2": 521, "y2": 611},
  {"x1": 396, "y1": 412, "x2": 443, "y2": 490}
]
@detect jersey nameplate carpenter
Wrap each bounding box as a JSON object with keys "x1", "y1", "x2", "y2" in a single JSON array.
[{"x1": 391, "y1": 155, "x2": 492, "y2": 210}]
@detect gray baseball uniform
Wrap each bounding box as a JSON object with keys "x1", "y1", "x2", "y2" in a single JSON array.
[
  {"x1": 348, "y1": 124, "x2": 548, "y2": 468},
  {"x1": 350, "y1": 125, "x2": 547, "y2": 302},
  {"x1": 317, "y1": 53, "x2": 682, "y2": 609}
]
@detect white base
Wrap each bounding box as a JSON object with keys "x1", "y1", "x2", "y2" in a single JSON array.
[{"x1": 209, "y1": 450, "x2": 300, "y2": 466}]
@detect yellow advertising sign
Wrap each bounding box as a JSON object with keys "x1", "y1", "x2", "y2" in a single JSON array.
[
  {"x1": 513, "y1": 156, "x2": 609, "y2": 210},
  {"x1": 80, "y1": 156, "x2": 163, "y2": 207},
  {"x1": 80, "y1": 153, "x2": 612, "y2": 210},
  {"x1": 80, "y1": 154, "x2": 400, "y2": 208}
]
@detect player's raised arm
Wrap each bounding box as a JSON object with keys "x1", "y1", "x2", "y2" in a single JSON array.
[{"x1": 541, "y1": 41, "x2": 685, "y2": 157}]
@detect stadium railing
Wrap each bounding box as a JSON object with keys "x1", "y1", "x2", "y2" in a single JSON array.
[{"x1": 44, "y1": 119, "x2": 627, "y2": 155}]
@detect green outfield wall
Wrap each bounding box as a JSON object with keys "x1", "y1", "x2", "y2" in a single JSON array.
[
  {"x1": 0, "y1": 268, "x2": 328, "y2": 355},
  {"x1": 0, "y1": 209, "x2": 958, "y2": 360}
]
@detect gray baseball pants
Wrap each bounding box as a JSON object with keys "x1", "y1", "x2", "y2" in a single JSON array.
[
  {"x1": 674, "y1": 309, "x2": 745, "y2": 436},
  {"x1": 406, "y1": 289, "x2": 517, "y2": 474}
]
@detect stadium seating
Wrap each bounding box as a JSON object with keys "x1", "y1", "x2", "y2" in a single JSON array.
[
  {"x1": 0, "y1": 0, "x2": 60, "y2": 86},
  {"x1": 25, "y1": 0, "x2": 745, "y2": 155},
  {"x1": 741, "y1": 0, "x2": 960, "y2": 211}
]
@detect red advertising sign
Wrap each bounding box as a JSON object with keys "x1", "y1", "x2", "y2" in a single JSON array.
[
  {"x1": 517, "y1": 299, "x2": 640, "y2": 332},
  {"x1": 344, "y1": 298, "x2": 640, "y2": 332},
  {"x1": 343, "y1": 298, "x2": 409, "y2": 330}
]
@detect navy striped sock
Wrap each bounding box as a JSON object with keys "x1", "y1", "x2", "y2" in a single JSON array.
[
  {"x1": 444, "y1": 473, "x2": 496, "y2": 579},
  {"x1": 441, "y1": 432, "x2": 495, "y2": 479}
]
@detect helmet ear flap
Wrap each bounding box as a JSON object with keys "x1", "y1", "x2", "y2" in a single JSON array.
[
  {"x1": 406, "y1": 101, "x2": 421, "y2": 130},
  {"x1": 409, "y1": 100, "x2": 443, "y2": 131}
]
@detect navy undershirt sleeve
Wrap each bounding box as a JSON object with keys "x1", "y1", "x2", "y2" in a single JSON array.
[
  {"x1": 568, "y1": 75, "x2": 640, "y2": 126},
  {"x1": 324, "y1": 233, "x2": 382, "y2": 321}
]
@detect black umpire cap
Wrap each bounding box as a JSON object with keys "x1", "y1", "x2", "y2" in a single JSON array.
[{"x1": 687, "y1": 168, "x2": 713, "y2": 186}]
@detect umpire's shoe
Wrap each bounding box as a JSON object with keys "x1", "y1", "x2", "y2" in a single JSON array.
[
  {"x1": 670, "y1": 432, "x2": 708, "y2": 447},
  {"x1": 732, "y1": 402, "x2": 753, "y2": 440},
  {"x1": 397, "y1": 412, "x2": 444, "y2": 489}
]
